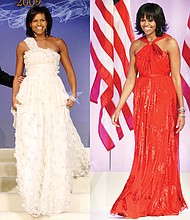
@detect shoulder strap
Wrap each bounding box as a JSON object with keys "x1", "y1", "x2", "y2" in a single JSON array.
[
  {"x1": 138, "y1": 36, "x2": 148, "y2": 43},
  {"x1": 138, "y1": 34, "x2": 170, "y2": 44},
  {"x1": 24, "y1": 37, "x2": 38, "y2": 50},
  {"x1": 153, "y1": 34, "x2": 170, "y2": 43}
]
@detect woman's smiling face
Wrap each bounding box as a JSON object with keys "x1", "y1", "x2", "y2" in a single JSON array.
[
  {"x1": 140, "y1": 15, "x2": 157, "y2": 36},
  {"x1": 30, "y1": 13, "x2": 47, "y2": 36}
]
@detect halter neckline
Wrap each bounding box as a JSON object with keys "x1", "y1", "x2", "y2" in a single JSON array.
[{"x1": 140, "y1": 34, "x2": 169, "y2": 44}]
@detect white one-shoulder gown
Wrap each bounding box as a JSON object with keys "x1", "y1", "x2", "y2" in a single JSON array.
[{"x1": 12, "y1": 37, "x2": 89, "y2": 216}]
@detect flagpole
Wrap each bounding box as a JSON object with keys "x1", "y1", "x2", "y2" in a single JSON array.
[{"x1": 108, "y1": 150, "x2": 111, "y2": 171}]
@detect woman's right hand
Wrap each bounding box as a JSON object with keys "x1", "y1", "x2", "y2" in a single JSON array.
[
  {"x1": 18, "y1": 75, "x2": 25, "y2": 83},
  {"x1": 111, "y1": 110, "x2": 120, "y2": 127},
  {"x1": 12, "y1": 99, "x2": 21, "y2": 111}
]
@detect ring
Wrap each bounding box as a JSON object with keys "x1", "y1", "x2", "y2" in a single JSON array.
[{"x1": 66, "y1": 106, "x2": 70, "y2": 109}]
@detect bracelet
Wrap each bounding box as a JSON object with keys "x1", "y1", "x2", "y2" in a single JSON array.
[
  {"x1": 178, "y1": 113, "x2": 185, "y2": 118},
  {"x1": 69, "y1": 95, "x2": 77, "y2": 103},
  {"x1": 178, "y1": 106, "x2": 186, "y2": 112}
]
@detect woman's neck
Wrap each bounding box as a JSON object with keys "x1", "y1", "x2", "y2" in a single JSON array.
[
  {"x1": 145, "y1": 33, "x2": 157, "y2": 43},
  {"x1": 34, "y1": 34, "x2": 48, "y2": 41}
]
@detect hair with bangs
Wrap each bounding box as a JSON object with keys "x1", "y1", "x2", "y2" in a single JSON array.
[
  {"x1": 26, "y1": 6, "x2": 52, "y2": 37},
  {"x1": 135, "y1": 3, "x2": 168, "y2": 36}
]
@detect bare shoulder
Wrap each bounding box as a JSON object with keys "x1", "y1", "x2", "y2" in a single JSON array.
[
  {"x1": 130, "y1": 39, "x2": 143, "y2": 54},
  {"x1": 17, "y1": 41, "x2": 26, "y2": 50},
  {"x1": 165, "y1": 35, "x2": 178, "y2": 44},
  {"x1": 17, "y1": 40, "x2": 28, "y2": 54},
  {"x1": 51, "y1": 36, "x2": 67, "y2": 49},
  {"x1": 131, "y1": 39, "x2": 141, "y2": 48},
  {"x1": 164, "y1": 36, "x2": 179, "y2": 52}
]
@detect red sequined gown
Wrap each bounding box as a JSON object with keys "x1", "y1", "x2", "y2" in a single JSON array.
[{"x1": 110, "y1": 34, "x2": 187, "y2": 219}]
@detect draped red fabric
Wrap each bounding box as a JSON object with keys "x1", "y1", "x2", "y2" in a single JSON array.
[{"x1": 110, "y1": 34, "x2": 188, "y2": 218}]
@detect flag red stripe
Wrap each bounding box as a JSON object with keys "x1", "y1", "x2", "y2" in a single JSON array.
[
  {"x1": 95, "y1": 0, "x2": 113, "y2": 27},
  {"x1": 113, "y1": 70, "x2": 122, "y2": 94},
  {"x1": 181, "y1": 75, "x2": 190, "y2": 111},
  {"x1": 98, "y1": 109, "x2": 115, "y2": 151},
  {"x1": 90, "y1": 43, "x2": 113, "y2": 107},
  {"x1": 90, "y1": 40, "x2": 112, "y2": 88},
  {"x1": 113, "y1": 2, "x2": 134, "y2": 132},
  {"x1": 115, "y1": 1, "x2": 135, "y2": 42},
  {"x1": 182, "y1": 41, "x2": 190, "y2": 67},
  {"x1": 181, "y1": 15, "x2": 190, "y2": 111},
  {"x1": 188, "y1": 14, "x2": 190, "y2": 29},
  {"x1": 90, "y1": 73, "x2": 101, "y2": 103},
  {"x1": 122, "y1": 104, "x2": 134, "y2": 130},
  {"x1": 105, "y1": 101, "x2": 124, "y2": 139},
  {"x1": 93, "y1": 18, "x2": 113, "y2": 60},
  {"x1": 90, "y1": 43, "x2": 113, "y2": 93},
  {"x1": 114, "y1": 27, "x2": 129, "y2": 77},
  {"x1": 113, "y1": 69, "x2": 134, "y2": 130}
]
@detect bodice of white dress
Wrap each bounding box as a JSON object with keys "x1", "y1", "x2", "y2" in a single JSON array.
[{"x1": 24, "y1": 37, "x2": 60, "y2": 76}]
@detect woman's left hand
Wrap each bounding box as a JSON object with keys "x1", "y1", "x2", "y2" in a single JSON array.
[
  {"x1": 176, "y1": 116, "x2": 185, "y2": 133},
  {"x1": 66, "y1": 98, "x2": 75, "y2": 109}
]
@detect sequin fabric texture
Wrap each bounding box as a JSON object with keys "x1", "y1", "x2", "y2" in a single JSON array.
[
  {"x1": 110, "y1": 34, "x2": 187, "y2": 219},
  {"x1": 12, "y1": 37, "x2": 89, "y2": 216}
]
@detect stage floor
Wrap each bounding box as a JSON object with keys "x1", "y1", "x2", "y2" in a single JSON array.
[{"x1": 91, "y1": 172, "x2": 190, "y2": 220}]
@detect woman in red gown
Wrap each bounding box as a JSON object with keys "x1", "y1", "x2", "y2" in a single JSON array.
[{"x1": 110, "y1": 3, "x2": 187, "y2": 219}]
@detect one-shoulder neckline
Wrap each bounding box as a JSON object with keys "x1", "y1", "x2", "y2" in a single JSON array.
[
  {"x1": 26, "y1": 37, "x2": 60, "y2": 56},
  {"x1": 24, "y1": 47, "x2": 60, "y2": 58}
]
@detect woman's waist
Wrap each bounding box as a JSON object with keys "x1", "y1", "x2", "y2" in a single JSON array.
[
  {"x1": 25, "y1": 66, "x2": 59, "y2": 76},
  {"x1": 135, "y1": 74, "x2": 175, "y2": 92},
  {"x1": 26, "y1": 73, "x2": 58, "y2": 77},
  {"x1": 138, "y1": 73, "x2": 170, "y2": 78},
  {"x1": 135, "y1": 73, "x2": 174, "y2": 87},
  {"x1": 25, "y1": 70, "x2": 58, "y2": 77}
]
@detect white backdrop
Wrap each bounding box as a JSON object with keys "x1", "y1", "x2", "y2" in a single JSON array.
[{"x1": 90, "y1": 0, "x2": 190, "y2": 172}]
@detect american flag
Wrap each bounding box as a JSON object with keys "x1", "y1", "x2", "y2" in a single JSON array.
[
  {"x1": 90, "y1": 0, "x2": 134, "y2": 151},
  {"x1": 181, "y1": 14, "x2": 190, "y2": 111}
]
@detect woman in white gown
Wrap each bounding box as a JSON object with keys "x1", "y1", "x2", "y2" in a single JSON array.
[{"x1": 12, "y1": 6, "x2": 89, "y2": 217}]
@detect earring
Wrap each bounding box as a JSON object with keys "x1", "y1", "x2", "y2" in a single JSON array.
[
  {"x1": 156, "y1": 27, "x2": 160, "y2": 32},
  {"x1": 45, "y1": 29, "x2": 48, "y2": 36}
]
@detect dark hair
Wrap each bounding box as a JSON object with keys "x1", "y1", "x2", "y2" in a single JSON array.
[
  {"x1": 26, "y1": 6, "x2": 52, "y2": 37},
  {"x1": 135, "y1": 3, "x2": 168, "y2": 36}
]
